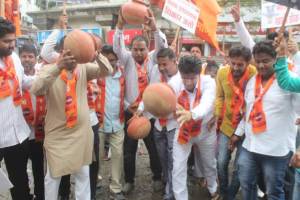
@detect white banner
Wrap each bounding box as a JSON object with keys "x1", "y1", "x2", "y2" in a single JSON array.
[
  {"x1": 261, "y1": 0, "x2": 300, "y2": 29},
  {"x1": 162, "y1": 0, "x2": 200, "y2": 34}
]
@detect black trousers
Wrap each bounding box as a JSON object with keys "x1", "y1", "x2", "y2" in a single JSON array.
[
  {"x1": 59, "y1": 124, "x2": 100, "y2": 199},
  {"x1": 28, "y1": 140, "x2": 44, "y2": 200},
  {"x1": 90, "y1": 124, "x2": 100, "y2": 198},
  {"x1": 0, "y1": 139, "x2": 31, "y2": 200},
  {"x1": 123, "y1": 111, "x2": 162, "y2": 183}
]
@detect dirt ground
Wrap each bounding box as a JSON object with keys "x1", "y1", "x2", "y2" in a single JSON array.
[{"x1": 0, "y1": 143, "x2": 242, "y2": 200}]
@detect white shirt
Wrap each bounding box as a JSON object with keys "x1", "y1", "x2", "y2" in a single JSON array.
[
  {"x1": 235, "y1": 75, "x2": 300, "y2": 156},
  {"x1": 234, "y1": 20, "x2": 255, "y2": 51},
  {"x1": 40, "y1": 29, "x2": 63, "y2": 64},
  {"x1": 168, "y1": 74, "x2": 216, "y2": 136},
  {"x1": 113, "y1": 28, "x2": 167, "y2": 109},
  {"x1": 0, "y1": 52, "x2": 33, "y2": 148}
]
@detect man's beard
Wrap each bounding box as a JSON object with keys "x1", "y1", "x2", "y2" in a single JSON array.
[{"x1": 0, "y1": 48, "x2": 13, "y2": 57}]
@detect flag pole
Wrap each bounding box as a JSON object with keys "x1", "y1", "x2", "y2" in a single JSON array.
[
  {"x1": 0, "y1": 0, "x2": 5, "y2": 18},
  {"x1": 63, "y1": 0, "x2": 67, "y2": 30},
  {"x1": 279, "y1": 6, "x2": 290, "y2": 34}
]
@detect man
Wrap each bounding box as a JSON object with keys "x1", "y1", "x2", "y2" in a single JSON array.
[
  {"x1": 169, "y1": 55, "x2": 218, "y2": 200},
  {"x1": 231, "y1": 1, "x2": 300, "y2": 75},
  {"x1": 113, "y1": 8, "x2": 166, "y2": 193},
  {"x1": 0, "y1": 18, "x2": 33, "y2": 199},
  {"x1": 19, "y1": 44, "x2": 46, "y2": 200},
  {"x1": 231, "y1": 40, "x2": 300, "y2": 200},
  {"x1": 204, "y1": 60, "x2": 219, "y2": 79},
  {"x1": 137, "y1": 48, "x2": 178, "y2": 200},
  {"x1": 273, "y1": 33, "x2": 300, "y2": 200},
  {"x1": 39, "y1": 14, "x2": 101, "y2": 200},
  {"x1": 207, "y1": 46, "x2": 256, "y2": 200},
  {"x1": 190, "y1": 46, "x2": 202, "y2": 59},
  {"x1": 31, "y1": 36, "x2": 113, "y2": 199},
  {"x1": 97, "y1": 45, "x2": 126, "y2": 200}
]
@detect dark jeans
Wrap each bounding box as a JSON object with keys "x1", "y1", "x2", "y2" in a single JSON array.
[
  {"x1": 28, "y1": 140, "x2": 44, "y2": 200},
  {"x1": 59, "y1": 124, "x2": 100, "y2": 199},
  {"x1": 0, "y1": 139, "x2": 31, "y2": 200},
  {"x1": 238, "y1": 147, "x2": 292, "y2": 200},
  {"x1": 217, "y1": 133, "x2": 241, "y2": 200},
  {"x1": 90, "y1": 124, "x2": 100, "y2": 198},
  {"x1": 123, "y1": 111, "x2": 162, "y2": 183},
  {"x1": 153, "y1": 127, "x2": 176, "y2": 199}
]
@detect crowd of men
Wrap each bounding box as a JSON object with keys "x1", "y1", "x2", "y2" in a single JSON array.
[{"x1": 0, "y1": 3, "x2": 300, "y2": 200}]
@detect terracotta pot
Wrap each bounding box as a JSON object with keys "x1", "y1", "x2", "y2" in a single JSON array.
[
  {"x1": 64, "y1": 29, "x2": 95, "y2": 64},
  {"x1": 127, "y1": 116, "x2": 151, "y2": 139},
  {"x1": 142, "y1": 83, "x2": 177, "y2": 118},
  {"x1": 121, "y1": 0, "x2": 149, "y2": 25},
  {"x1": 89, "y1": 33, "x2": 102, "y2": 52}
]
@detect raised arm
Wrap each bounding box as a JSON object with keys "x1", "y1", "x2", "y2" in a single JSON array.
[
  {"x1": 31, "y1": 50, "x2": 74, "y2": 95},
  {"x1": 86, "y1": 53, "x2": 113, "y2": 81},
  {"x1": 113, "y1": 11, "x2": 131, "y2": 66},
  {"x1": 147, "y1": 9, "x2": 168, "y2": 66},
  {"x1": 40, "y1": 14, "x2": 68, "y2": 64},
  {"x1": 40, "y1": 29, "x2": 63, "y2": 64},
  {"x1": 231, "y1": 2, "x2": 255, "y2": 50},
  {"x1": 30, "y1": 64, "x2": 61, "y2": 96}
]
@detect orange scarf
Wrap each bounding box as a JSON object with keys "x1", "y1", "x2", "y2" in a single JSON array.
[
  {"x1": 133, "y1": 59, "x2": 148, "y2": 105},
  {"x1": 0, "y1": 56, "x2": 22, "y2": 106},
  {"x1": 21, "y1": 90, "x2": 46, "y2": 141},
  {"x1": 159, "y1": 74, "x2": 168, "y2": 127},
  {"x1": 60, "y1": 69, "x2": 78, "y2": 128},
  {"x1": 96, "y1": 67, "x2": 125, "y2": 126},
  {"x1": 249, "y1": 74, "x2": 275, "y2": 134},
  {"x1": 87, "y1": 81, "x2": 96, "y2": 110},
  {"x1": 227, "y1": 68, "x2": 250, "y2": 128},
  {"x1": 177, "y1": 79, "x2": 202, "y2": 144}
]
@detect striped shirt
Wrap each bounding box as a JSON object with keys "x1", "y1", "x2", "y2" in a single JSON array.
[
  {"x1": 0, "y1": 52, "x2": 33, "y2": 148},
  {"x1": 113, "y1": 28, "x2": 167, "y2": 109}
]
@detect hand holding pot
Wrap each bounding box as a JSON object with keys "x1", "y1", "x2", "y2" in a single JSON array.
[
  {"x1": 117, "y1": 9, "x2": 125, "y2": 30},
  {"x1": 144, "y1": 9, "x2": 157, "y2": 31},
  {"x1": 57, "y1": 50, "x2": 77, "y2": 71}
]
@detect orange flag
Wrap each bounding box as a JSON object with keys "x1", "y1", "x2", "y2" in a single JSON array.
[
  {"x1": 4, "y1": 0, "x2": 21, "y2": 36},
  {"x1": 150, "y1": 0, "x2": 221, "y2": 50}
]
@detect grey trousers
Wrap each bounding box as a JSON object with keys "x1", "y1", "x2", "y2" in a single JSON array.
[{"x1": 153, "y1": 127, "x2": 176, "y2": 200}]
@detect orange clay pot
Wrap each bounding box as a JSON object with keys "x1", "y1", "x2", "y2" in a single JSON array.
[
  {"x1": 89, "y1": 33, "x2": 102, "y2": 52},
  {"x1": 63, "y1": 29, "x2": 95, "y2": 63},
  {"x1": 127, "y1": 116, "x2": 151, "y2": 139},
  {"x1": 142, "y1": 83, "x2": 177, "y2": 118},
  {"x1": 121, "y1": 0, "x2": 149, "y2": 25}
]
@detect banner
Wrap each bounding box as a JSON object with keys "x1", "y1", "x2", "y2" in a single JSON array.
[
  {"x1": 262, "y1": 0, "x2": 300, "y2": 29},
  {"x1": 265, "y1": 0, "x2": 300, "y2": 10},
  {"x1": 162, "y1": 0, "x2": 200, "y2": 34},
  {"x1": 107, "y1": 29, "x2": 143, "y2": 45},
  {"x1": 152, "y1": 0, "x2": 221, "y2": 50}
]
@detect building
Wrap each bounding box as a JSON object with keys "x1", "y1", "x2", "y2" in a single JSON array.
[{"x1": 26, "y1": 0, "x2": 264, "y2": 56}]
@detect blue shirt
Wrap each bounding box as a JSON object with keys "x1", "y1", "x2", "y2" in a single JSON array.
[{"x1": 99, "y1": 69, "x2": 124, "y2": 133}]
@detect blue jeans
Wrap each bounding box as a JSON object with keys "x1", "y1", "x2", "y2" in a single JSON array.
[
  {"x1": 153, "y1": 127, "x2": 176, "y2": 200},
  {"x1": 217, "y1": 133, "x2": 241, "y2": 200},
  {"x1": 293, "y1": 171, "x2": 300, "y2": 200},
  {"x1": 238, "y1": 147, "x2": 292, "y2": 200},
  {"x1": 292, "y1": 130, "x2": 300, "y2": 200}
]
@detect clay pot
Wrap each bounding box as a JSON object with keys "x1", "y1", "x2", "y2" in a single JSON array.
[
  {"x1": 127, "y1": 116, "x2": 151, "y2": 139},
  {"x1": 121, "y1": 0, "x2": 149, "y2": 25},
  {"x1": 89, "y1": 33, "x2": 102, "y2": 52},
  {"x1": 64, "y1": 29, "x2": 95, "y2": 63},
  {"x1": 142, "y1": 83, "x2": 177, "y2": 118}
]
